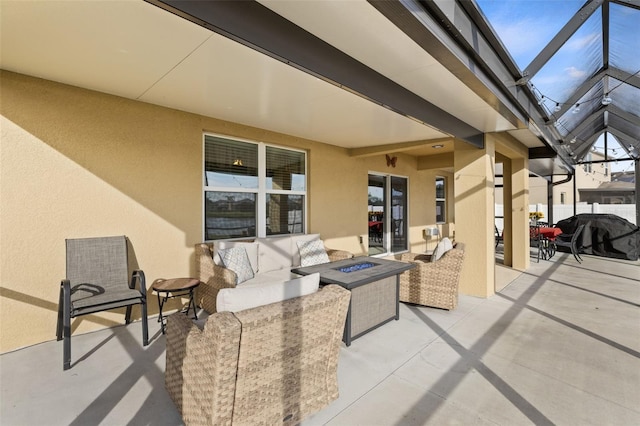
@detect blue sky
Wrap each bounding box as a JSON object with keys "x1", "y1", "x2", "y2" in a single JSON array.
[
  {"x1": 476, "y1": 0, "x2": 639, "y2": 105},
  {"x1": 476, "y1": 0, "x2": 638, "y2": 172},
  {"x1": 476, "y1": 0, "x2": 585, "y2": 69}
]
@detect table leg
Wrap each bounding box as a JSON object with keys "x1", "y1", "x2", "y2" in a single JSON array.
[
  {"x1": 343, "y1": 303, "x2": 352, "y2": 346},
  {"x1": 188, "y1": 288, "x2": 198, "y2": 320},
  {"x1": 157, "y1": 292, "x2": 167, "y2": 334}
]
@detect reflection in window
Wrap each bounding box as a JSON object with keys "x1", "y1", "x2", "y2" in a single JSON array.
[
  {"x1": 391, "y1": 176, "x2": 408, "y2": 253},
  {"x1": 204, "y1": 192, "x2": 256, "y2": 240},
  {"x1": 436, "y1": 177, "x2": 446, "y2": 223},
  {"x1": 205, "y1": 136, "x2": 258, "y2": 188},
  {"x1": 266, "y1": 146, "x2": 306, "y2": 191},
  {"x1": 266, "y1": 194, "x2": 304, "y2": 235}
]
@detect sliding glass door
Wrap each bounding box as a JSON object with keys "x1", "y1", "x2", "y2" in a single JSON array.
[
  {"x1": 368, "y1": 173, "x2": 408, "y2": 255},
  {"x1": 391, "y1": 176, "x2": 408, "y2": 253}
]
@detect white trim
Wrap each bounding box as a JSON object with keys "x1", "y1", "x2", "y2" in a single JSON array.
[{"x1": 202, "y1": 132, "x2": 307, "y2": 241}]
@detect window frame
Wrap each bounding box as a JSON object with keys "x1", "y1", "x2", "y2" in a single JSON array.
[{"x1": 203, "y1": 133, "x2": 307, "y2": 241}]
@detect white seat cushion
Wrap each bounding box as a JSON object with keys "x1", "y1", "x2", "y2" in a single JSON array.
[
  {"x1": 238, "y1": 268, "x2": 298, "y2": 288},
  {"x1": 216, "y1": 273, "x2": 320, "y2": 313}
]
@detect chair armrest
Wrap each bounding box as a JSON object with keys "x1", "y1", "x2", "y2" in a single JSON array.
[
  {"x1": 326, "y1": 247, "x2": 354, "y2": 262},
  {"x1": 400, "y1": 252, "x2": 433, "y2": 263},
  {"x1": 197, "y1": 265, "x2": 238, "y2": 314},
  {"x1": 130, "y1": 270, "x2": 146, "y2": 298},
  {"x1": 401, "y1": 248, "x2": 465, "y2": 283},
  {"x1": 195, "y1": 243, "x2": 238, "y2": 314}
]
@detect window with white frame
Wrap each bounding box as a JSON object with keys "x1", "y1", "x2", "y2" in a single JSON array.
[
  {"x1": 435, "y1": 176, "x2": 446, "y2": 223},
  {"x1": 203, "y1": 134, "x2": 306, "y2": 240}
]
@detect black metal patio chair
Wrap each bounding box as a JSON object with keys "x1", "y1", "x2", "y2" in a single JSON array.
[
  {"x1": 552, "y1": 224, "x2": 586, "y2": 263},
  {"x1": 56, "y1": 236, "x2": 148, "y2": 370},
  {"x1": 495, "y1": 225, "x2": 503, "y2": 248},
  {"x1": 529, "y1": 223, "x2": 544, "y2": 262}
]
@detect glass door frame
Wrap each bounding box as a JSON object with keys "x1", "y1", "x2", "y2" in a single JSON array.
[{"x1": 367, "y1": 172, "x2": 409, "y2": 256}]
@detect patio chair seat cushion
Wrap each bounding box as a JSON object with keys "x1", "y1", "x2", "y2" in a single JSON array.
[
  {"x1": 70, "y1": 285, "x2": 143, "y2": 310},
  {"x1": 216, "y1": 273, "x2": 320, "y2": 312},
  {"x1": 236, "y1": 268, "x2": 299, "y2": 288}
]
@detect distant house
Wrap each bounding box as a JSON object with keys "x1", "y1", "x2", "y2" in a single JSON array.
[{"x1": 579, "y1": 172, "x2": 636, "y2": 204}]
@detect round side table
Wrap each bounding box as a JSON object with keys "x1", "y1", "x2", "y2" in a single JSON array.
[{"x1": 151, "y1": 278, "x2": 200, "y2": 334}]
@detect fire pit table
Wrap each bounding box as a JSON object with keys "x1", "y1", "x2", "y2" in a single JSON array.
[{"x1": 292, "y1": 257, "x2": 414, "y2": 345}]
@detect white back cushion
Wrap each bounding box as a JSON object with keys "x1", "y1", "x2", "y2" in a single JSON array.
[
  {"x1": 431, "y1": 237, "x2": 454, "y2": 262},
  {"x1": 216, "y1": 273, "x2": 320, "y2": 313},
  {"x1": 257, "y1": 236, "x2": 293, "y2": 272}
]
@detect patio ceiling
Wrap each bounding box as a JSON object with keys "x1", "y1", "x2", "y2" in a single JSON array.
[{"x1": 1, "y1": 0, "x2": 579, "y2": 175}]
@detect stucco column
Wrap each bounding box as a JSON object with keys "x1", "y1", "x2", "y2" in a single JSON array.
[
  {"x1": 510, "y1": 157, "x2": 529, "y2": 270},
  {"x1": 453, "y1": 138, "x2": 495, "y2": 298}
]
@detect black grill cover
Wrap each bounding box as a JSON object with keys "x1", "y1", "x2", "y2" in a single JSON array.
[{"x1": 556, "y1": 214, "x2": 639, "y2": 261}]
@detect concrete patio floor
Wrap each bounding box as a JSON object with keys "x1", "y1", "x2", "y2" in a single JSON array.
[{"x1": 1, "y1": 252, "x2": 639, "y2": 425}]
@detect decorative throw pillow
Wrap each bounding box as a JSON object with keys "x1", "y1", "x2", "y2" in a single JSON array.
[
  {"x1": 214, "y1": 241, "x2": 259, "y2": 274},
  {"x1": 216, "y1": 273, "x2": 320, "y2": 312},
  {"x1": 431, "y1": 237, "x2": 454, "y2": 262},
  {"x1": 297, "y1": 239, "x2": 330, "y2": 267},
  {"x1": 441, "y1": 237, "x2": 453, "y2": 252},
  {"x1": 218, "y1": 247, "x2": 255, "y2": 284}
]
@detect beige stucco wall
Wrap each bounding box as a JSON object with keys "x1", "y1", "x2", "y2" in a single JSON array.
[{"x1": 1, "y1": 71, "x2": 453, "y2": 352}]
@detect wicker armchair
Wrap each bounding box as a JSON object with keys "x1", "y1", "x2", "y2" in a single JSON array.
[
  {"x1": 399, "y1": 242, "x2": 465, "y2": 310},
  {"x1": 165, "y1": 284, "x2": 350, "y2": 426},
  {"x1": 195, "y1": 242, "x2": 353, "y2": 314}
]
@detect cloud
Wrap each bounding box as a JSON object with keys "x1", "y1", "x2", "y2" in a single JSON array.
[
  {"x1": 564, "y1": 66, "x2": 587, "y2": 79},
  {"x1": 565, "y1": 32, "x2": 601, "y2": 50},
  {"x1": 489, "y1": 18, "x2": 554, "y2": 66}
]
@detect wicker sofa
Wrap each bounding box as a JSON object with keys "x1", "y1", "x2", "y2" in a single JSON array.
[
  {"x1": 165, "y1": 284, "x2": 351, "y2": 426},
  {"x1": 195, "y1": 234, "x2": 353, "y2": 313},
  {"x1": 399, "y1": 242, "x2": 465, "y2": 310}
]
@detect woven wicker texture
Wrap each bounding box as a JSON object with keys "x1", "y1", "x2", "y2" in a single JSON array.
[
  {"x1": 349, "y1": 275, "x2": 396, "y2": 336},
  {"x1": 165, "y1": 284, "x2": 350, "y2": 426},
  {"x1": 399, "y1": 243, "x2": 465, "y2": 310},
  {"x1": 195, "y1": 242, "x2": 353, "y2": 314}
]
